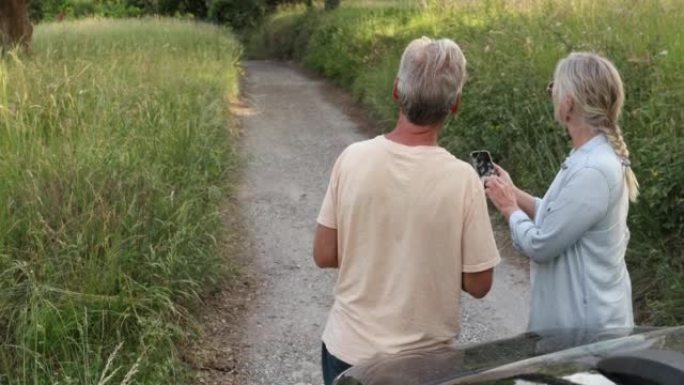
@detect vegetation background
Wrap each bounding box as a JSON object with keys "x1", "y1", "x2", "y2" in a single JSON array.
[
  {"x1": 26, "y1": 0, "x2": 310, "y2": 30},
  {"x1": 1, "y1": 18, "x2": 241, "y2": 384},
  {"x1": 248, "y1": 0, "x2": 684, "y2": 326},
  {"x1": 1, "y1": 0, "x2": 682, "y2": 384},
  {"x1": 3, "y1": 1, "x2": 316, "y2": 383}
]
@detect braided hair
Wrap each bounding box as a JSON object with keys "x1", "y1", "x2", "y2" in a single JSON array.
[{"x1": 554, "y1": 52, "x2": 639, "y2": 202}]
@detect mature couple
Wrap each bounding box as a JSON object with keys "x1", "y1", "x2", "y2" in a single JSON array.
[{"x1": 313, "y1": 37, "x2": 637, "y2": 385}]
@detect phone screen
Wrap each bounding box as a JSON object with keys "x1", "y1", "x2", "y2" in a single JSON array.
[{"x1": 470, "y1": 150, "x2": 495, "y2": 178}]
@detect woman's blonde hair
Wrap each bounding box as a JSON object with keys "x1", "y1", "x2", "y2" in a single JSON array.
[{"x1": 554, "y1": 52, "x2": 639, "y2": 202}]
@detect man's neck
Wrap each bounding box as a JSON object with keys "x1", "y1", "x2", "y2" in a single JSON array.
[{"x1": 385, "y1": 113, "x2": 441, "y2": 147}]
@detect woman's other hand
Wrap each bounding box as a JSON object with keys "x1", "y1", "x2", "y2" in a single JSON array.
[
  {"x1": 485, "y1": 176, "x2": 519, "y2": 219},
  {"x1": 494, "y1": 164, "x2": 514, "y2": 187}
]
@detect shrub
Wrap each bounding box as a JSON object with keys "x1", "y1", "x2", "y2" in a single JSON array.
[
  {"x1": 208, "y1": 0, "x2": 266, "y2": 29},
  {"x1": 67, "y1": 0, "x2": 96, "y2": 17}
]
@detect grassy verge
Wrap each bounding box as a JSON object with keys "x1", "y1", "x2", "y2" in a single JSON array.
[
  {"x1": 248, "y1": 0, "x2": 684, "y2": 325},
  {"x1": 0, "y1": 18, "x2": 242, "y2": 383}
]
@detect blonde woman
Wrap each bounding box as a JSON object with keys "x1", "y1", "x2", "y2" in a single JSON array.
[{"x1": 485, "y1": 52, "x2": 638, "y2": 331}]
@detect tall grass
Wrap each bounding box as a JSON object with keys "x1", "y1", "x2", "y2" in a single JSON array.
[
  {"x1": 248, "y1": 0, "x2": 684, "y2": 325},
  {"x1": 0, "y1": 18, "x2": 241, "y2": 383}
]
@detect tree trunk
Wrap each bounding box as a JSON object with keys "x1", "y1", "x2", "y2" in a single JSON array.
[
  {"x1": 324, "y1": 0, "x2": 340, "y2": 11},
  {"x1": 0, "y1": 0, "x2": 33, "y2": 51}
]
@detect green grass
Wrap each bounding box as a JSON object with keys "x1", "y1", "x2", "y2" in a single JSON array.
[
  {"x1": 248, "y1": 0, "x2": 684, "y2": 325},
  {"x1": 0, "y1": 18, "x2": 242, "y2": 384}
]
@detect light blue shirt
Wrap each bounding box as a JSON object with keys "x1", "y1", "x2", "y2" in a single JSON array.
[{"x1": 509, "y1": 134, "x2": 634, "y2": 331}]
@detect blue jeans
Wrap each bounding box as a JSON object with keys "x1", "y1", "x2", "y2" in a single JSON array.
[{"x1": 322, "y1": 343, "x2": 352, "y2": 385}]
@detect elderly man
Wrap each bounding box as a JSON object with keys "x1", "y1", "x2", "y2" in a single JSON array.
[{"x1": 313, "y1": 37, "x2": 501, "y2": 385}]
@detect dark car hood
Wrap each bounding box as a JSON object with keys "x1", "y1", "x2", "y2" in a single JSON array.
[{"x1": 334, "y1": 326, "x2": 684, "y2": 385}]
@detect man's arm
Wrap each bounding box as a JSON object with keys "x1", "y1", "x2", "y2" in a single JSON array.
[
  {"x1": 461, "y1": 172, "x2": 501, "y2": 299},
  {"x1": 313, "y1": 224, "x2": 338, "y2": 268},
  {"x1": 462, "y1": 269, "x2": 493, "y2": 298}
]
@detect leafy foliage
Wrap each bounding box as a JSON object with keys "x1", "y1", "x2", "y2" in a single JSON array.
[
  {"x1": 27, "y1": 0, "x2": 311, "y2": 29},
  {"x1": 208, "y1": 0, "x2": 266, "y2": 29}
]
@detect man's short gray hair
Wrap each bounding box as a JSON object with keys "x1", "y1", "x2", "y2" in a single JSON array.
[{"x1": 396, "y1": 37, "x2": 467, "y2": 126}]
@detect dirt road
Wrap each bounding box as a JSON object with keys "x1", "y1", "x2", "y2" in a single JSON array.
[{"x1": 197, "y1": 61, "x2": 530, "y2": 385}]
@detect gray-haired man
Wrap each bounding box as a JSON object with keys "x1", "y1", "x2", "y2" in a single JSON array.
[{"x1": 313, "y1": 37, "x2": 501, "y2": 385}]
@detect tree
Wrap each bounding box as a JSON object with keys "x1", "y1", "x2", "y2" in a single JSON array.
[
  {"x1": 0, "y1": 0, "x2": 33, "y2": 51},
  {"x1": 324, "y1": 0, "x2": 339, "y2": 10},
  {"x1": 208, "y1": 0, "x2": 266, "y2": 30}
]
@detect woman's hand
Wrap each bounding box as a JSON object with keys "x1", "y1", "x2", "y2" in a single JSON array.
[
  {"x1": 485, "y1": 176, "x2": 519, "y2": 220},
  {"x1": 493, "y1": 163, "x2": 514, "y2": 187}
]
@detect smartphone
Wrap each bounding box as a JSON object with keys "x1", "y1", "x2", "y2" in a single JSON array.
[{"x1": 470, "y1": 150, "x2": 496, "y2": 178}]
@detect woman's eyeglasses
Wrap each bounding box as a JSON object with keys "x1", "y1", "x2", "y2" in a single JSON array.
[{"x1": 546, "y1": 81, "x2": 554, "y2": 97}]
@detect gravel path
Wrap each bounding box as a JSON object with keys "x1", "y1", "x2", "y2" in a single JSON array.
[{"x1": 199, "y1": 61, "x2": 530, "y2": 385}]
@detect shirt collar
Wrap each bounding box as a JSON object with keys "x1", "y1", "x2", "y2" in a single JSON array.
[{"x1": 562, "y1": 134, "x2": 607, "y2": 169}]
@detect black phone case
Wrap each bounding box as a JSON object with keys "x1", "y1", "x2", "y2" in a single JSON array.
[{"x1": 470, "y1": 150, "x2": 495, "y2": 177}]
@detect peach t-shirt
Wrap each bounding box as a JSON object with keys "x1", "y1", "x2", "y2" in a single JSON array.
[{"x1": 317, "y1": 135, "x2": 501, "y2": 365}]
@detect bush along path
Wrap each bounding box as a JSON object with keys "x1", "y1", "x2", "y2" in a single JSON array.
[{"x1": 194, "y1": 61, "x2": 530, "y2": 385}]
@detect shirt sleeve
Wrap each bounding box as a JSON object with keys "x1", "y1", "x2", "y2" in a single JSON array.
[
  {"x1": 462, "y1": 176, "x2": 502, "y2": 273},
  {"x1": 534, "y1": 197, "x2": 543, "y2": 217},
  {"x1": 317, "y1": 154, "x2": 343, "y2": 229},
  {"x1": 509, "y1": 167, "x2": 610, "y2": 263}
]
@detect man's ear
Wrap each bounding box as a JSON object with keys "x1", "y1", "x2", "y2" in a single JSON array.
[
  {"x1": 392, "y1": 79, "x2": 399, "y2": 101},
  {"x1": 450, "y1": 94, "x2": 461, "y2": 114}
]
